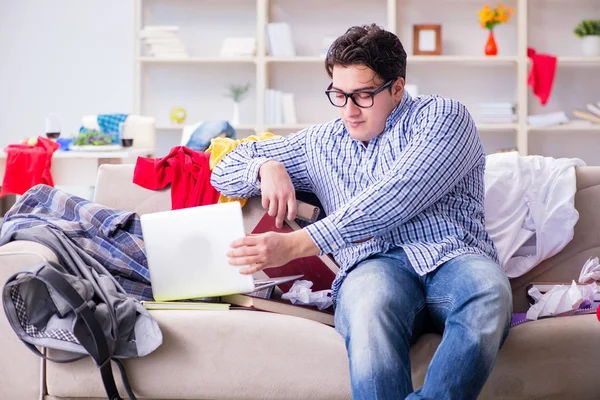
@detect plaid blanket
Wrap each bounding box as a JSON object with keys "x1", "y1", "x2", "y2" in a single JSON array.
[{"x1": 0, "y1": 184, "x2": 152, "y2": 300}]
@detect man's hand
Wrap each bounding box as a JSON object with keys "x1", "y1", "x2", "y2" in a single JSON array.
[
  {"x1": 259, "y1": 160, "x2": 296, "y2": 228},
  {"x1": 228, "y1": 229, "x2": 320, "y2": 274}
]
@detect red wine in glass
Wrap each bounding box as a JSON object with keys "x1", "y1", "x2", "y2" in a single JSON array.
[{"x1": 45, "y1": 113, "x2": 61, "y2": 140}]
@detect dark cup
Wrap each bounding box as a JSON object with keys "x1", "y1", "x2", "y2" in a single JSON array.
[{"x1": 121, "y1": 138, "x2": 134, "y2": 147}]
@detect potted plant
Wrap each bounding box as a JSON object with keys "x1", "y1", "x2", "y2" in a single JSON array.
[
  {"x1": 225, "y1": 83, "x2": 251, "y2": 126},
  {"x1": 478, "y1": 3, "x2": 515, "y2": 56},
  {"x1": 574, "y1": 20, "x2": 600, "y2": 57}
]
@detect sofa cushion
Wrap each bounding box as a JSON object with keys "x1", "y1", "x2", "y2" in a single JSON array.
[{"x1": 46, "y1": 310, "x2": 352, "y2": 399}]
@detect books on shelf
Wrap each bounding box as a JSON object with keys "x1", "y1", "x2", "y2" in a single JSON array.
[
  {"x1": 265, "y1": 88, "x2": 297, "y2": 125},
  {"x1": 221, "y1": 293, "x2": 335, "y2": 326},
  {"x1": 141, "y1": 300, "x2": 231, "y2": 311},
  {"x1": 476, "y1": 102, "x2": 517, "y2": 124},
  {"x1": 140, "y1": 25, "x2": 189, "y2": 58},
  {"x1": 266, "y1": 23, "x2": 296, "y2": 57},
  {"x1": 573, "y1": 109, "x2": 600, "y2": 124},
  {"x1": 251, "y1": 212, "x2": 339, "y2": 293}
]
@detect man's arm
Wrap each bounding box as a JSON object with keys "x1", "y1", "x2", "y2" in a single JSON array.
[
  {"x1": 304, "y1": 98, "x2": 484, "y2": 255},
  {"x1": 210, "y1": 130, "x2": 313, "y2": 198}
]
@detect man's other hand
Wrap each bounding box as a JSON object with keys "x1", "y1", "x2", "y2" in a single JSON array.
[
  {"x1": 259, "y1": 160, "x2": 297, "y2": 228},
  {"x1": 228, "y1": 230, "x2": 320, "y2": 274}
]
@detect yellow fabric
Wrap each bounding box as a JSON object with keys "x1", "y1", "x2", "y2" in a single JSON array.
[{"x1": 207, "y1": 132, "x2": 280, "y2": 206}]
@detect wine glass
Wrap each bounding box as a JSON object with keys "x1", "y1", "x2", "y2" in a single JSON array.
[{"x1": 45, "y1": 113, "x2": 61, "y2": 140}]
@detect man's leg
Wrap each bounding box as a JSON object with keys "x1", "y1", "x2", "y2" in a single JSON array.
[
  {"x1": 335, "y1": 248, "x2": 427, "y2": 400},
  {"x1": 409, "y1": 254, "x2": 512, "y2": 400}
]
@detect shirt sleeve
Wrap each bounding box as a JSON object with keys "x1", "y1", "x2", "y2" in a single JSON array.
[
  {"x1": 210, "y1": 129, "x2": 313, "y2": 198},
  {"x1": 305, "y1": 98, "x2": 484, "y2": 255}
]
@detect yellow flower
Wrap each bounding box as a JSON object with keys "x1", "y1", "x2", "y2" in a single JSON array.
[{"x1": 478, "y1": 2, "x2": 514, "y2": 30}]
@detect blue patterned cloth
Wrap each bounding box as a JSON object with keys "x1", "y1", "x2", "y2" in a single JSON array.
[
  {"x1": 186, "y1": 120, "x2": 235, "y2": 151},
  {"x1": 79, "y1": 114, "x2": 128, "y2": 144},
  {"x1": 0, "y1": 185, "x2": 152, "y2": 300},
  {"x1": 211, "y1": 93, "x2": 499, "y2": 301}
]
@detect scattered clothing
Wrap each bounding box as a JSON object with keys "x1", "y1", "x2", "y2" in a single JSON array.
[
  {"x1": 1, "y1": 136, "x2": 59, "y2": 197},
  {"x1": 181, "y1": 120, "x2": 236, "y2": 152},
  {"x1": 527, "y1": 48, "x2": 557, "y2": 106},
  {"x1": 0, "y1": 184, "x2": 152, "y2": 300},
  {"x1": 485, "y1": 152, "x2": 585, "y2": 278},
  {"x1": 134, "y1": 146, "x2": 220, "y2": 210},
  {"x1": 206, "y1": 132, "x2": 280, "y2": 206}
]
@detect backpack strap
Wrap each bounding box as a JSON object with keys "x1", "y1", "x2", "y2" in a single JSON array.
[{"x1": 36, "y1": 266, "x2": 135, "y2": 400}]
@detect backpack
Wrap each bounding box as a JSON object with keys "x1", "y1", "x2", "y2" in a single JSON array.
[{"x1": 2, "y1": 226, "x2": 162, "y2": 400}]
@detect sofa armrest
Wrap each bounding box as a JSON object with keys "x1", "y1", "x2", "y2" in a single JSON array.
[
  {"x1": 93, "y1": 164, "x2": 171, "y2": 215},
  {"x1": 0, "y1": 240, "x2": 59, "y2": 399}
]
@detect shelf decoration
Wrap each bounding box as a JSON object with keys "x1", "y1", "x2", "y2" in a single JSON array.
[
  {"x1": 478, "y1": 3, "x2": 514, "y2": 56},
  {"x1": 170, "y1": 107, "x2": 187, "y2": 125},
  {"x1": 574, "y1": 20, "x2": 600, "y2": 57},
  {"x1": 225, "y1": 83, "x2": 251, "y2": 126},
  {"x1": 413, "y1": 24, "x2": 442, "y2": 56}
]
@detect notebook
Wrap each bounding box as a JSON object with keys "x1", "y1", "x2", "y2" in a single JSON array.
[{"x1": 141, "y1": 202, "x2": 301, "y2": 301}]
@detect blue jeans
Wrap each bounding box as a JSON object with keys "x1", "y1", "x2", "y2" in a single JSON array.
[{"x1": 334, "y1": 248, "x2": 512, "y2": 400}]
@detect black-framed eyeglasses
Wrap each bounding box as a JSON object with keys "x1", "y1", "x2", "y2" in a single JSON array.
[{"x1": 325, "y1": 79, "x2": 394, "y2": 108}]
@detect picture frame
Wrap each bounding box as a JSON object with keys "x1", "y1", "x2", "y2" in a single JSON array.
[{"x1": 413, "y1": 24, "x2": 442, "y2": 55}]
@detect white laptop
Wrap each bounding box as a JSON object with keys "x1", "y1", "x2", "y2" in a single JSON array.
[{"x1": 140, "y1": 201, "x2": 300, "y2": 301}]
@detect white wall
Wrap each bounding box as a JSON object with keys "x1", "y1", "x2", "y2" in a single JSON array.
[{"x1": 0, "y1": 0, "x2": 133, "y2": 148}]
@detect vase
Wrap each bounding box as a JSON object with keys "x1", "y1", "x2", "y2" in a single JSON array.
[
  {"x1": 581, "y1": 36, "x2": 600, "y2": 57},
  {"x1": 232, "y1": 102, "x2": 240, "y2": 126},
  {"x1": 484, "y1": 30, "x2": 498, "y2": 56}
]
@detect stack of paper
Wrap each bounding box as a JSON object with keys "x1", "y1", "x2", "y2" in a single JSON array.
[
  {"x1": 477, "y1": 102, "x2": 517, "y2": 124},
  {"x1": 266, "y1": 23, "x2": 296, "y2": 57},
  {"x1": 140, "y1": 26, "x2": 189, "y2": 58}
]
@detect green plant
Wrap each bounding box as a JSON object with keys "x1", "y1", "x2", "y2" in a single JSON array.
[
  {"x1": 574, "y1": 20, "x2": 600, "y2": 38},
  {"x1": 73, "y1": 129, "x2": 112, "y2": 146},
  {"x1": 225, "y1": 83, "x2": 251, "y2": 103}
]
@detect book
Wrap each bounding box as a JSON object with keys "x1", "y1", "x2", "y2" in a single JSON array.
[
  {"x1": 141, "y1": 301, "x2": 230, "y2": 311},
  {"x1": 251, "y1": 213, "x2": 339, "y2": 293},
  {"x1": 572, "y1": 109, "x2": 600, "y2": 124},
  {"x1": 221, "y1": 293, "x2": 334, "y2": 326}
]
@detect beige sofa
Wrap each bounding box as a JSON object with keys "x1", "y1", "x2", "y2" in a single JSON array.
[{"x1": 1, "y1": 164, "x2": 600, "y2": 400}]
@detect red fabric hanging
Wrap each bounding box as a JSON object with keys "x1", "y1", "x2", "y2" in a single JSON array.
[
  {"x1": 527, "y1": 48, "x2": 558, "y2": 106},
  {"x1": 133, "y1": 146, "x2": 220, "y2": 210},
  {"x1": 1, "y1": 137, "x2": 60, "y2": 197}
]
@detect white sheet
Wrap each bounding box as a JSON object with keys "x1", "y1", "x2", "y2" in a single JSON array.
[{"x1": 484, "y1": 152, "x2": 585, "y2": 278}]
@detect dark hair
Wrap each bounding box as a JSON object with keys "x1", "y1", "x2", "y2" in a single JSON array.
[{"x1": 325, "y1": 24, "x2": 407, "y2": 84}]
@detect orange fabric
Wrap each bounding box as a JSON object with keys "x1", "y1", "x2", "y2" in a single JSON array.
[
  {"x1": 133, "y1": 146, "x2": 220, "y2": 210},
  {"x1": 527, "y1": 48, "x2": 557, "y2": 106},
  {"x1": 1, "y1": 137, "x2": 60, "y2": 197}
]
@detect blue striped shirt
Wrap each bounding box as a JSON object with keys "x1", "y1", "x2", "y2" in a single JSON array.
[{"x1": 211, "y1": 93, "x2": 499, "y2": 300}]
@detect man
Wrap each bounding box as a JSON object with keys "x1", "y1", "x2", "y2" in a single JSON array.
[{"x1": 211, "y1": 24, "x2": 512, "y2": 400}]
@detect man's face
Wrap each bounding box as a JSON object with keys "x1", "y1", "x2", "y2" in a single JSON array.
[{"x1": 331, "y1": 64, "x2": 404, "y2": 143}]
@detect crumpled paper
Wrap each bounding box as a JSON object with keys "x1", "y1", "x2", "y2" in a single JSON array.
[
  {"x1": 281, "y1": 280, "x2": 333, "y2": 310},
  {"x1": 526, "y1": 280, "x2": 598, "y2": 320},
  {"x1": 579, "y1": 257, "x2": 600, "y2": 284}
]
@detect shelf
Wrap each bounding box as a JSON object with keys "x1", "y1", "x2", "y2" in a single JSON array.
[
  {"x1": 265, "y1": 124, "x2": 318, "y2": 130},
  {"x1": 156, "y1": 124, "x2": 256, "y2": 131},
  {"x1": 137, "y1": 56, "x2": 256, "y2": 64},
  {"x1": 528, "y1": 124, "x2": 600, "y2": 132},
  {"x1": 476, "y1": 123, "x2": 518, "y2": 131},
  {"x1": 557, "y1": 57, "x2": 600, "y2": 66},
  {"x1": 407, "y1": 56, "x2": 518, "y2": 65},
  {"x1": 265, "y1": 56, "x2": 326, "y2": 63}
]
